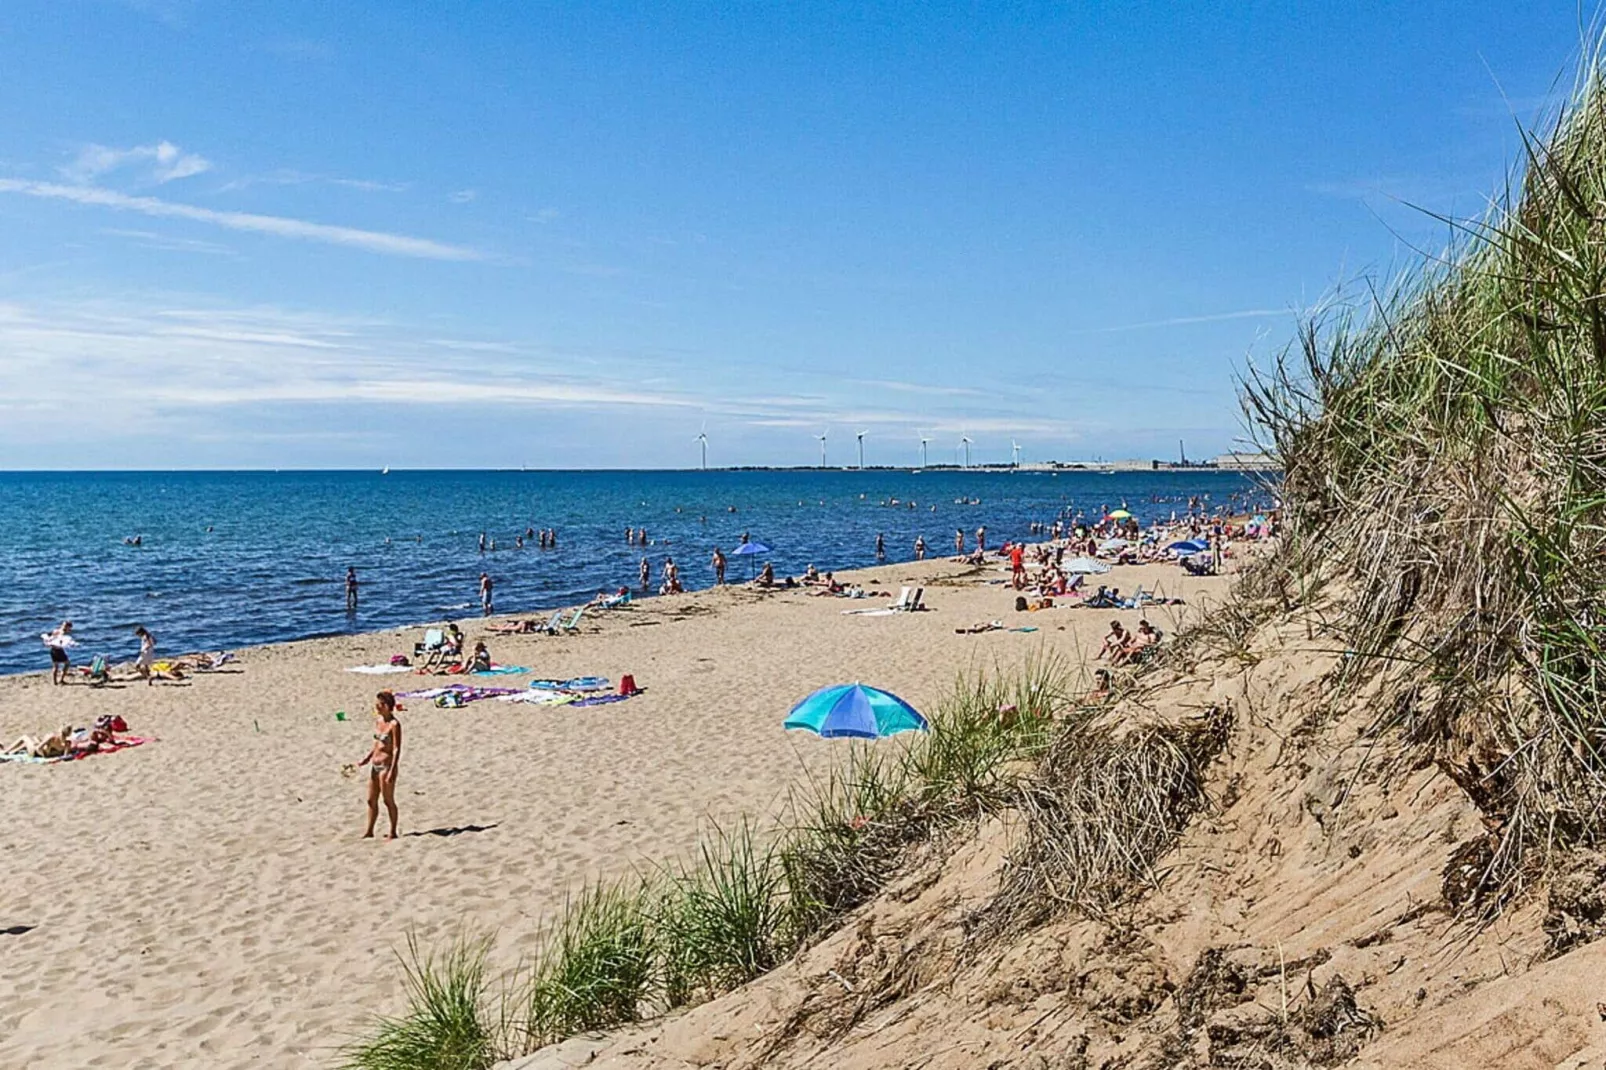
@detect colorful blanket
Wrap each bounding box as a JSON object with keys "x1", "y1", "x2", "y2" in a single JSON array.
[{"x1": 394, "y1": 684, "x2": 521, "y2": 703}]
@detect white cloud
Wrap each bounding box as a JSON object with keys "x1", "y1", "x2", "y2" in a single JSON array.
[
  {"x1": 101, "y1": 228, "x2": 236, "y2": 256},
  {"x1": 1072, "y1": 308, "x2": 1287, "y2": 334},
  {"x1": 529, "y1": 207, "x2": 562, "y2": 224},
  {"x1": 449, "y1": 188, "x2": 478, "y2": 204},
  {"x1": 219, "y1": 170, "x2": 408, "y2": 194},
  {"x1": 0, "y1": 179, "x2": 486, "y2": 261},
  {"x1": 63, "y1": 140, "x2": 211, "y2": 184}
]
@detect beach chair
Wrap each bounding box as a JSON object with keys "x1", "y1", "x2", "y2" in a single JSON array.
[
  {"x1": 83, "y1": 654, "x2": 110, "y2": 686},
  {"x1": 556, "y1": 606, "x2": 585, "y2": 633},
  {"x1": 413, "y1": 628, "x2": 445, "y2": 659},
  {"x1": 893, "y1": 587, "x2": 925, "y2": 612},
  {"x1": 537, "y1": 609, "x2": 565, "y2": 635}
]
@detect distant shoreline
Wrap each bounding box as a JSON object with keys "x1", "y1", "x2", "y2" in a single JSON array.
[{"x1": 0, "y1": 460, "x2": 1281, "y2": 475}]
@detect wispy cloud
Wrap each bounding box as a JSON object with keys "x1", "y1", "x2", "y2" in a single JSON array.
[
  {"x1": 0, "y1": 179, "x2": 486, "y2": 261},
  {"x1": 1071, "y1": 308, "x2": 1287, "y2": 334},
  {"x1": 101, "y1": 227, "x2": 236, "y2": 256},
  {"x1": 219, "y1": 169, "x2": 408, "y2": 194},
  {"x1": 63, "y1": 140, "x2": 211, "y2": 184},
  {"x1": 449, "y1": 188, "x2": 478, "y2": 204},
  {"x1": 529, "y1": 207, "x2": 562, "y2": 224},
  {"x1": 848, "y1": 378, "x2": 984, "y2": 398}
]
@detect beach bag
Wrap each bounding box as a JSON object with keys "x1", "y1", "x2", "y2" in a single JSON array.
[
  {"x1": 435, "y1": 691, "x2": 465, "y2": 708},
  {"x1": 390, "y1": 654, "x2": 410, "y2": 666}
]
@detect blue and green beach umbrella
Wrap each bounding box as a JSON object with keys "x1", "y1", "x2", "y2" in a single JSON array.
[{"x1": 784, "y1": 683, "x2": 928, "y2": 739}]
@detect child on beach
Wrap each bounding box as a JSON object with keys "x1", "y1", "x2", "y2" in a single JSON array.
[{"x1": 359, "y1": 691, "x2": 402, "y2": 839}]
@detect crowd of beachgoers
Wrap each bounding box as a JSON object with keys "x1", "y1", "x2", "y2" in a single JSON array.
[{"x1": 8, "y1": 498, "x2": 1274, "y2": 821}]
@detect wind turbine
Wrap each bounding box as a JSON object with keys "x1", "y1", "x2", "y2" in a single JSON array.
[
  {"x1": 959, "y1": 435, "x2": 972, "y2": 468},
  {"x1": 856, "y1": 430, "x2": 867, "y2": 469},
  {"x1": 816, "y1": 430, "x2": 828, "y2": 467},
  {"x1": 1011, "y1": 440, "x2": 1021, "y2": 468},
  {"x1": 696, "y1": 425, "x2": 708, "y2": 470},
  {"x1": 919, "y1": 436, "x2": 930, "y2": 469}
]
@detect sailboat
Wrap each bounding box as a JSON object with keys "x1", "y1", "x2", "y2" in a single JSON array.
[{"x1": 381, "y1": 466, "x2": 390, "y2": 475}]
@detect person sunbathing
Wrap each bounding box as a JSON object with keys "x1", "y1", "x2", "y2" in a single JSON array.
[
  {"x1": 1086, "y1": 668, "x2": 1115, "y2": 704},
  {"x1": 65, "y1": 725, "x2": 115, "y2": 756},
  {"x1": 1096, "y1": 621, "x2": 1128, "y2": 661},
  {"x1": 486, "y1": 619, "x2": 540, "y2": 634},
  {"x1": 1124, "y1": 620, "x2": 1162, "y2": 662},
  {"x1": 444, "y1": 641, "x2": 493, "y2": 675},
  {"x1": 5, "y1": 725, "x2": 71, "y2": 758},
  {"x1": 420, "y1": 624, "x2": 465, "y2": 671}
]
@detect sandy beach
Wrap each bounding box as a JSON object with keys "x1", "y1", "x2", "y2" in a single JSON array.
[{"x1": 0, "y1": 554, "x2": 1228, "y2": 1069}]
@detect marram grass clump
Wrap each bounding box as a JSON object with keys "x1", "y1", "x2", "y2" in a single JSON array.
[
  {"x1": 339, "y1": 933, "x2": 499, "y2": 1070},
  {"x1": 1242, "y1": 42, "x2": 1606, "y2": 905}
]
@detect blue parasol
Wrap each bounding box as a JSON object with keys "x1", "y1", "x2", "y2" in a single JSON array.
[
  {"x1": 733, "y1": 541, "x2": 770, "y2": 578},
  {"x1": 784, "y1": 683, "x2": 928, "y2": 739}
]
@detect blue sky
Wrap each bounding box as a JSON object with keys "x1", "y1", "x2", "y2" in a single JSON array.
[{"x1": 0, "y1": 1, "x2": 1589, "y2": 468}]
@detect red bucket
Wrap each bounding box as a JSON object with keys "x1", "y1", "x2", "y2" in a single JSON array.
[{"x1": 619, "y1": 674, "x2": 638, "y2": 696}]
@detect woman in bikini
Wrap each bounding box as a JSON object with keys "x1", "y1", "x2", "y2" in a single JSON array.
[{"x1": 359, "y1": 691, "x2": 402, "y2": 839}]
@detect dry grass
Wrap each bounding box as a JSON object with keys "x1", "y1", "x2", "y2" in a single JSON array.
[
  {"x1": 983, "y1": 702, "x2": 1234, "y2": 935},
  {"x1": 1239, "y1": 39, "x2": 1606, "y2": 909}
]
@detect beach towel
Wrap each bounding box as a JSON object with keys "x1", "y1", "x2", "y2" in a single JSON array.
[
  {"x1": 472, "y1": 665, "x2": 530, "y2": 676},
  {"x1": 346, "y1": 664, "x2": 414, "y2": 675},
  {"x1": 497, "y1": 691, "x2": 580, "y2": 706},
  {"x1": 527, "y1": 676, "x2": 609, "y2": 692},
  {"x1": 571, "y1": 693, "x2": 631, "y2": 707},
  {"x1": 2, "y1": 737, "x2": 153, "y2": 765},
  {"x1": 395, "y1": 684, "x2": 521, "y2": 703}
]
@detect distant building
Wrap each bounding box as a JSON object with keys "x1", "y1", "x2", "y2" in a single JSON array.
[{"x1": 1211, "y1": 451, "x2": 1279, "y2": 471}]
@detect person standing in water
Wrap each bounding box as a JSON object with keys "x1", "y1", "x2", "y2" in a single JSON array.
[
  {"x1": 711, "y1": 547, "x2": 726, "y2": 585},
  {"x1": 640, "y1": 556, "x2": 651, "y2": 589},
  {"x1": 345, "y1": 566, "x2": 359, "y2": 611},
  {"x1": 955, "y1": 529, "x2": 965, "y2": 555},
  {"x1": 975, "y1": 525, "x2": 987, "y2": 552},
  {"x1": 914, "y1": 535, "x2": 926, "y2": 560},
  {"x1": 875, "y1": 532, "x2": 886, "y2": 560},
  {"x1": 478, "y1": 531, "x2": 487, "y2": 553},
  {"x1": 359, "y1": 691, "x2": 402, "y2": 839},
  {"x1": 479, "y1": 572, "x2": 494, "y2": 615}
]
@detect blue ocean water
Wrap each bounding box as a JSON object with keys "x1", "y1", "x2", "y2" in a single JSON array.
[{"x1": 0, "y1": 469, "x2": 1272, "y2": 676}]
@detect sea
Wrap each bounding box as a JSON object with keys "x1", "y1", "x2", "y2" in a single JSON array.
[{"x1": 0, "y1": 469, "x2": 1275, "y2": 676}]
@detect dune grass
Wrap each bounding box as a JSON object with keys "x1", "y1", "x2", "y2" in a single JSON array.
[
  {"x1": 340, "y1": 933, "x2": 499, "y2": 1070},
  {"x1": 341, "y1": 653, "x2": 1072, "y2": 1068},
  {"x1": 1240, "y1": 41, "x2": 1606, "y2": 906}
]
